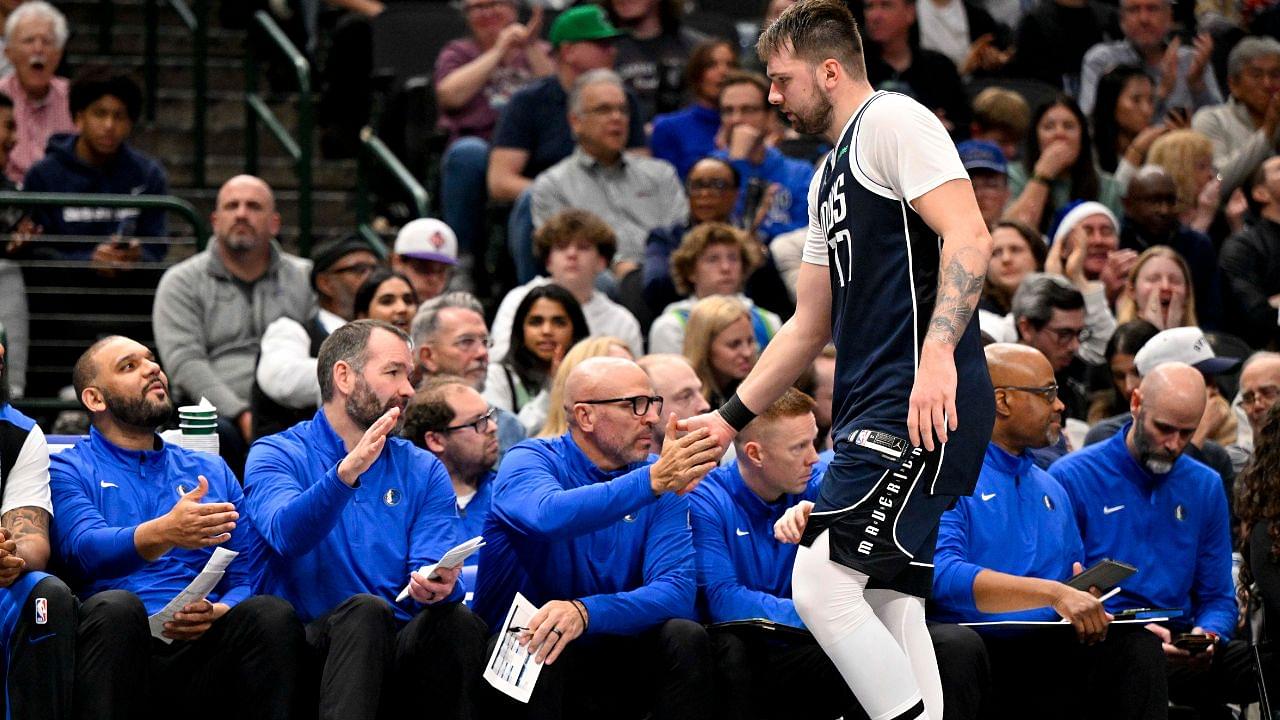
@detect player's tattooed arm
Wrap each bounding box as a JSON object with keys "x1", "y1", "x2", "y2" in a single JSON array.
[
  {"x1": 2, "y1": 506, "x2": 52, "y2": 567},
  {"x1": 926, "y1": 248, "x2": 987, "y2": 346}
]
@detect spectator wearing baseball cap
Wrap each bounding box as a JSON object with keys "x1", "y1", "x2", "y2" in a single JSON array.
[
  {"x1": 392, "y1": 218, "x2": 458, "y2": 303},
  {"x1": 1083, "y1": 326, "x2": 1242, "y2": 504},
  {"x1": 958, "y1": 139, "x2": 1010, "y2": 229},
  {"x1": 488, "y1": 3, "x2": 649, "y2": 285},
  {"x1": 253, "y1": 234, "x2": 382, "y2": 439}
]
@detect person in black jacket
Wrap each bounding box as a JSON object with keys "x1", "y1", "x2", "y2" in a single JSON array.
[
  {"x1": 1221, "y1": 155, "x2": 1280, "y2": 349},
  {"x1": 22, "y1": 65, "x2": 167, "y2": 264},
  {"x1": 1006, "y1": 0, "x2": 1119, "y2": 93},
  {"x1": 862, "y1": 0, "x2": 972, "y2": 137}
]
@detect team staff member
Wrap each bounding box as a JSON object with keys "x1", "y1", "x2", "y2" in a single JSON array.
[
  {"x1": 1050, "y1": 363, "x2": 1254, "y2": 716},
  {"x1": 683, "y1": 0, "x2": 996, "y2": 717},
  {"x1": 0, "y1": 338, "x2": 74, "y2": 718},
  {"x1": 931, "y1": 343, "x2": 1167, "y2": 720},
  {"x1": 474, "y1": 356, "x2": 720, "y2": 720},
  {"x1": 403, "y1": 375, "x2": 499, "y2": 556},
  {"x1": 51, "y1": 335, "x2": 304, "y2": 720},
  {"x1": 690, "y1": 388, "x2": 865, "y2": 720},
  {"x1": 244, "y1": 320, "x2": 487, "y2": 720}
]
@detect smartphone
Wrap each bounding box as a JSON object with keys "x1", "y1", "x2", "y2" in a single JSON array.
[
  {"x1": 1172, "y1": 632, "x2": 1216, "y2": 653},
  {"x1": 1066, "y1": 559, "x2": 1137, "y2": 593}
]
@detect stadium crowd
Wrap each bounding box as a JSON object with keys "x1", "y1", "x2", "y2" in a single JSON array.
[{"x1": 7, "y1": 0, "x2": 1280, "y2": 716}]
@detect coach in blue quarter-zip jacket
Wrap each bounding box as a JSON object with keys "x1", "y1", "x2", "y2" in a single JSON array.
[
  {"x1": 690, "y1": 387, "x2": 871, "y2": 720},
  {"x1": 474, "y1": 356, "x2": 719, "y2": 720},
  {"x1": 50, "y1": 335, "x2": 304, "y2": 720},
  {"x1": 244, "y1": 320, "x2": 487, "y2": 720},
  {"x1": 1049, "y1": 361, "x2": 1252, "y2": 717},
  {"x1": 932, "y1": 344, "x2": 1166, "y2": 720}
]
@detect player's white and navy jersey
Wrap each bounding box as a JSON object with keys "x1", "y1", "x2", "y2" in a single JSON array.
[{"x1": 805, "y1": 91, "x2": 994, "y2": 498}]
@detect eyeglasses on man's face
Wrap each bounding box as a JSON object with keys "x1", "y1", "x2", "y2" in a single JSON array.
[
  {"x1": 444, "y1": 407, "x2": 496, "y2": 434},
  {"x1": 576, "y1": 395, "x2": 664, "y2": 416}
]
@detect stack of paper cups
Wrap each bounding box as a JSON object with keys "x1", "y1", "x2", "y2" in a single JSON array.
[{"x1": 177, "y1": 399, "x2": 220, "y2": 456}]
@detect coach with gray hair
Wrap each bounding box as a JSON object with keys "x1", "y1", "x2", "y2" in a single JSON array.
[
  {"x1": 244, "y1": 318, "x2": 488, "y2": 720},
  {"x1": 531, "y1": 68, "x2": 687, "y2": 271},
  {"x1": 1193, "y1": 36, "x2": 1280, "y2": 195}
]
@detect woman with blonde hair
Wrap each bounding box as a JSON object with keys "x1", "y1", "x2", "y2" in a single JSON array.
[
  {"x1": 1147, "y1": 130, "x2": 1221, "y2": 233},
  {"x1": 537, "y1": 336, "x2": 634, "y2": 438},
  {"x1": 682, "y1": 295, "x2": 758, "y2": 407},
  {"x1": 1115, "y1": 246, "x2": 1198, "y2": 330}
]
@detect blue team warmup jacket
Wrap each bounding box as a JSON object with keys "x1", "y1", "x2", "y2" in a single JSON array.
[
  {"x1": 472, "y1": 433, "x2": 696, "y2": 634},
  {"x1": 689, "y1": 462, "x2": 822, "y2": 626},
  {"x1": 932, "y1": 443, "x2": 1084, "y2": 623},
  {"x1": 243, "y1": 409, "x2": 461, "y2": 624},
  {"x1": 457, "y1": 470, "x2": 494, "y2": 567},
  {"x1": 49, "y1": 427, "x2": 262, "y2": 613},
  {"x1": 1049, "y1": 424, "x2": 1236, "y2": 639}
]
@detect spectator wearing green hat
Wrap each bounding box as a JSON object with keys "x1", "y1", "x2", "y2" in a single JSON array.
[{"x1": 487, "y1": 4, "x2": 648, "y2": 284}]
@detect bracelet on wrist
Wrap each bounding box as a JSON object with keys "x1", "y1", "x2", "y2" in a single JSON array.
[
  {"x1": 1030, "y1": 173, "x2": 1052, "y2": 186},
  {"x1": 571, "y1": 599, "x2": 589, "y2": 630}
]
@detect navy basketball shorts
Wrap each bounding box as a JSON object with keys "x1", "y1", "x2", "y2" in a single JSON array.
[{"x1": 800, "y1": 431, "x2": 958, "y2": 598}]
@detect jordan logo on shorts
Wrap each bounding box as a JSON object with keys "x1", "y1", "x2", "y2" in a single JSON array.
[{"x1": 856, "y1": 447, "x2": 923, "y2": 556}]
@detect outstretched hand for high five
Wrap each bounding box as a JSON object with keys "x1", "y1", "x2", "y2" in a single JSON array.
[{"x1": 338, "y1": 407, "x2": 400, "y2": 487}]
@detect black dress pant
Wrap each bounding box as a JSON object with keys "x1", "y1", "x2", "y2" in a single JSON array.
[
  {"x1": 483, "y1": 617, "x2": 715, "y2": 720},
  {"x1": 1167, "y1": 638, "x2": 1272, "y2": 720},
  {"x1": 710, "y1": 626, "x2": 865, "y2": 720},
  {"x1": 980, "y1": 624, "x2": 1168, "y2": 720},
  {"x1": 1, "y1": 574, "x2": 76, "y2": 719},
  {"x1": 75, "y1": 590, "x2": 305, "y2": 720},
  {"x1": 928, "y1": 621, "x2": 990, "y2": 720},
  {"x1": 305, "y1": 594, "x2": 488, "y2": 720}
]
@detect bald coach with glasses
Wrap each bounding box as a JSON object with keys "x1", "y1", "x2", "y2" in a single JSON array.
[{"x1": 474, "y1": 356, "x2": 721, "y2": 719}]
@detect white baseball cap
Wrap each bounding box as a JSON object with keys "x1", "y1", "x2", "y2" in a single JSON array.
[
  {"x1": 1134, "y1": 326, "x2": 1241, "y2": 377},
  {"x1": 393, "y1": 218, "x2": 458, "y2": 266}
]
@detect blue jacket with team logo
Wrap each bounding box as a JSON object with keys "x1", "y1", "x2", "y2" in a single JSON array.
[
  {"x1": 1048, "y1": 424, "x2": 1235, "y2": 638},
  {"x1": 49, "y1": 427, "x2": 263, "y2": 614},
  {"x1": 932, "y1": 443, "x2": 1084, "y2": 623},
  {"x1": 243, "y1": 408, "x2": 461, "y2": 623},
  {"x1": 472, "y1": 433, "x2": 696, "y2": 634},
  {"x1": 689, "y1": 462, "x2": 822, "y2": 626},
  {"x1": 714, "y1": 147, "x2": 813, "y2": 241}
]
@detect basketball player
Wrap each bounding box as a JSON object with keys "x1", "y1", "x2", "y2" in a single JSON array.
[{"x1": 680, "y1": 1, "x2": 996, "y2": 718}]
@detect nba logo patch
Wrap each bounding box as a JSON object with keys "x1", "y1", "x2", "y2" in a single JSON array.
[
  {"x1": 34, "y1": 598, "x2": 47, "y2": 625},
  {"x1": 383, "y1": 488, "x2": 402, "y2": 507}
]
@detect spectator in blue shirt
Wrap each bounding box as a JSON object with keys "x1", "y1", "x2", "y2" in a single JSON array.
[
  {"x1": 23, "y1": 65, "x2": 167, "y2": 265},
  {"x1": 713, "y1": 71, "x2": 814, "y2": 243},
  {"x1": 403, "y1": 374, "x2": 497, "y2": 557},
  {"x1": 933, "y1": 343, "x2": 1167, "y2": 720},
  {"x1": 243, "y1": 320, "x2": 488, "y2": 720},
  {"x1": 650, "y1": 39, "x2": 736, "y2": 180},
  {"x1": 1050, "y1": 362, "x2": 1255, "y2": 718},
  {"x1": 51, "y1": 335, "x2": 304, "y2": 720},
  {"x1": 691, "y1": 387, "x2": 866, "y2": 720},
  {"x1": 474, "y1": 356, "x2": 720, "y2": 719}
]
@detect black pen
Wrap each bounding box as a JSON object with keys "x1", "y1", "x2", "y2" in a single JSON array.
[{"x1": 507, "y1": 626, "x2": 530, "y2": 633}]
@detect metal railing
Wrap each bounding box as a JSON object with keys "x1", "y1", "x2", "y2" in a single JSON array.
[
  {"x1": 355, "y1": 127, "x2": 430, "y2": 257},
  {"x1": 244, "y1": 10, "x2": 313, "y2": 255},
  {"x1": 143, "y1": 0, "x2": 209, "y2": 188},
  {"x1": 0, "y1": 192, "x2": 208, "y2": 247}
]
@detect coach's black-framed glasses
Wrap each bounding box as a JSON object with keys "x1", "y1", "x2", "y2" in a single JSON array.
[
  {"x1": 576, "y1": 395, "x2": 664, "y2": 416},
  {"x1": 994, "y1": 383, "x2": 1059, "y2": 404}
]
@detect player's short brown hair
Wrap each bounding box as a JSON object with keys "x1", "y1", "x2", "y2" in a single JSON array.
[{"x1": 755, "y1": 0, "x2": 865, "y2": 80}]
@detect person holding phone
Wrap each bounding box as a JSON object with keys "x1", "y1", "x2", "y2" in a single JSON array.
[
  {"x1": 1051, "y1": 362, "x2": 1258, "y2": 717},
  {"x1": 928, "y1": 343, "x2": 1168, "y2": 720}
]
